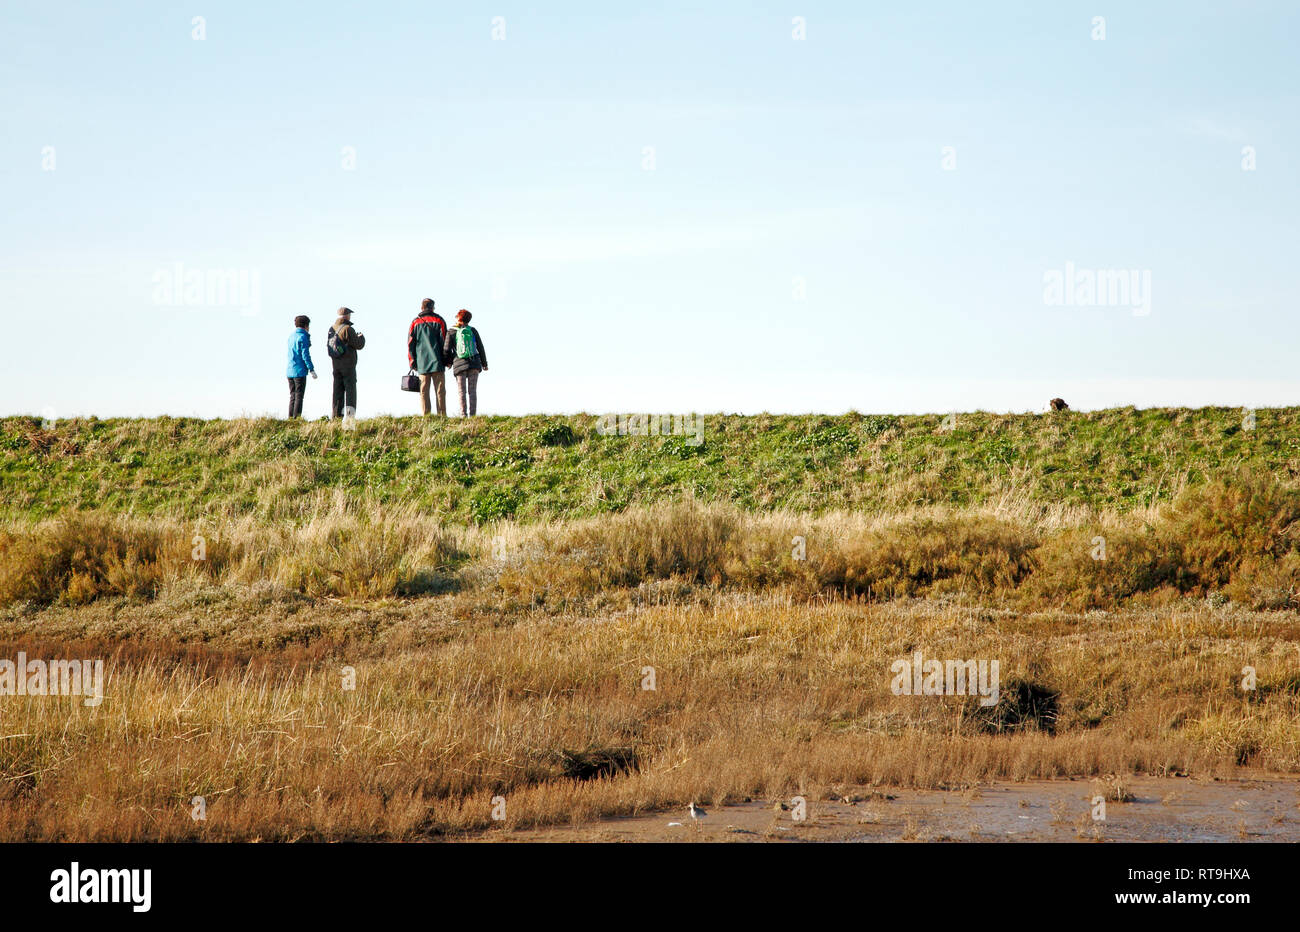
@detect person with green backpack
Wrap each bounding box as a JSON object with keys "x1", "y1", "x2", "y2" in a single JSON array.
[{"x1": 443, "y1": 308, "x2": 488, "y2": 416}]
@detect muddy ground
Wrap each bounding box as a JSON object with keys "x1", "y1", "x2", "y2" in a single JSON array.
[{"x1": 481, "y1": 774, "x2": 1300, "y2": 842}]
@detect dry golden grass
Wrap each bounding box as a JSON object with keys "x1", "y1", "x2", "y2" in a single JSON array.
[
  {"x1": 5, "y1": 473, "x2": 1299, "y2": 612},
  {"x1": 1, "y1": 592, "x2": 1297, "y2": 841},
  {"x1": 0, "y1": 512, "x2": 462, "y2": 604},
  {"x1": 1, "y1": 475, "x2": 1297, "y2": 840}
]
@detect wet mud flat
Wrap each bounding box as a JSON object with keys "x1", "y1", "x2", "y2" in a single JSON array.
[{"x1": 486, "y1": 775, "x2": 1300, "y2": 843}]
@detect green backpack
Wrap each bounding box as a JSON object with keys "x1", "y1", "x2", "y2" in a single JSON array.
[{"x1": 455, "y1": 326, "x2": 477, "y2": 359}]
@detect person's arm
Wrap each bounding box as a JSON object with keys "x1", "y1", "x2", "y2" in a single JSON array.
[
  {"x1": 352, "y1": 328, "x2": 366, "y2": 350},
  {"x1": 302, "y1": 335, "x2": 315, "y2": 373},
  {"x1": 407, "y1": 320, "x2": 417, "y2": 369},
  {"x1": 474, "y1": 328, "x2": 487, "y2": 370},
  {"x1": 443, "y1": 328, "x2": 455, "y2": 362}
]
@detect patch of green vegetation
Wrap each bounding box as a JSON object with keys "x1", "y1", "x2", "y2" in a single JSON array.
[
  {"x1": 536, "y1": 422, "x2": 577, "y2": 447},
  {"x1": 484, "y1": 444, "x2": 534, "y2": 469},
  {"x1": 469, "y1": 487, "x2": 520, "y2": 524},
  {"x1": 860, "y1": 415, "x2": 900, "y2": 438},
  {"x1": 792, "y1": 423, "x2": 859, "y2": 456},
  {"x1": 659, "y1": 434, "x2": 705, "y2": 459},
  {"x1": 2, "y1": 408, "x2": 1297, "y2": 525}
]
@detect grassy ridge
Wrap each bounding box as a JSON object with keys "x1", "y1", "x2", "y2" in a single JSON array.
[{"x1": 3, "y1": 407, "x2": 1298, "y2": 524}]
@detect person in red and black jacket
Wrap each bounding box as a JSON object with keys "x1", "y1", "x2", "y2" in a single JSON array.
[{"x1": 407, "y1": 298, "x2": 450, "y2": 416}]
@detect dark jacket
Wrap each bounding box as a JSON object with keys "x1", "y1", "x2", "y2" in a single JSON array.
[
  {"x1": 444, "y1": 326, "x2": 487, "y2": 377},
  {"x1": 329, "y1": 317, "x2": 366, "y2": 374},
  {"x1": 407, "y1": 312, "x2": 448, "y2": 374}
]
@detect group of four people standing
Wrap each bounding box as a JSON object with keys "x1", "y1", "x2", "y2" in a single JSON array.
[{"x1": 285, "y1": 300, "x2": 487, "y2": 419}]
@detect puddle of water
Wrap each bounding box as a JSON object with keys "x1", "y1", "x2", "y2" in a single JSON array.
[{"x1": 489, "y1": 775, "x2": 1300, "y2": 843}]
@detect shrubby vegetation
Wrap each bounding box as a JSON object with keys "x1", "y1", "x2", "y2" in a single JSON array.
[{"x1": 3, "y1": 474, "x2": 1297, "y2": 611}]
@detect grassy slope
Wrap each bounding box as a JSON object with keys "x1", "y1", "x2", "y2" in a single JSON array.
[
  {"x1": 3, "y1": 408, "x2": 1300, "y2": 840},
  {"x1": 3, "y1": 407, "x2": 1298, "y2": 525}
]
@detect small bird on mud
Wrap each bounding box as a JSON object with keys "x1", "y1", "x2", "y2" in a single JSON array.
[{"x1": 688, "y1": 802, "x2": 708, "y2": 822}]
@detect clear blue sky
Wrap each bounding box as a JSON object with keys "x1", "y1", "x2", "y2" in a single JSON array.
[{"x1": 3, "y1": 1, "x2": 1296, "y2": 418}]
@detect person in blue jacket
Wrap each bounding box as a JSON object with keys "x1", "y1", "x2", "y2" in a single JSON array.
[{"x1": 286, "y1": 315, "x2": 317, "y2": 418}]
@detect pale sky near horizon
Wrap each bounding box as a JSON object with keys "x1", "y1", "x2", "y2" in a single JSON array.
[{"x1": 2, "y1": 1, "x2": 1297, "y2": 420}]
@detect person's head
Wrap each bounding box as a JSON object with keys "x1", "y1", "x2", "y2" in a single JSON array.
[
  {"x1": 294, "y1": 315, "x2": 310, "y2": 330},
  {"x1": 420, "y1": 298, "x2": 435, "y2": 314},
  {"x1": 337, "y1": 306, "x2": 353, "y2": 320},
  {"x1": 456, "y1": 309, "x2": 472, "y2": 327}
]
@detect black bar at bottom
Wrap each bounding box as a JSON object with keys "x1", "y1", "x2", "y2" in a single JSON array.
[{"x1": 0, "y1": 841, "x2": 1276, "y2": 919}]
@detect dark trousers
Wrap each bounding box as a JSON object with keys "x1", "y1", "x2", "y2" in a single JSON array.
[
  {"x1": 287, "y1": 377, "x2": 306, "y2": 418},
  {"x1": 332, "y1": 370, "x2": 357, "y2": 419}
]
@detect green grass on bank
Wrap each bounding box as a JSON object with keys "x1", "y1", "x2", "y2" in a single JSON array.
[{"x1": 2, "y1": 407, "x2": 1297, "y2": 525}]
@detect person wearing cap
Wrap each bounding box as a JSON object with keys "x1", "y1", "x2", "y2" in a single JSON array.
[
  {"x1": 285, "y1": 314, "x2": 317, "y2": 418},
  {"x1": 407, "y1": 298, "x2": 450, "y2": 416},
  {"x1": 328, "y1": 307, "x2": 366, "y2": 419},
  {"x1": 443, "y1": 309, "x2": 488, "y2": 416}
]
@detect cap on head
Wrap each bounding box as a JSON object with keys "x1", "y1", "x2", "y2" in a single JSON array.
[{"x1": 337, "y1": 306, "x2": 354, "y2": 317}]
